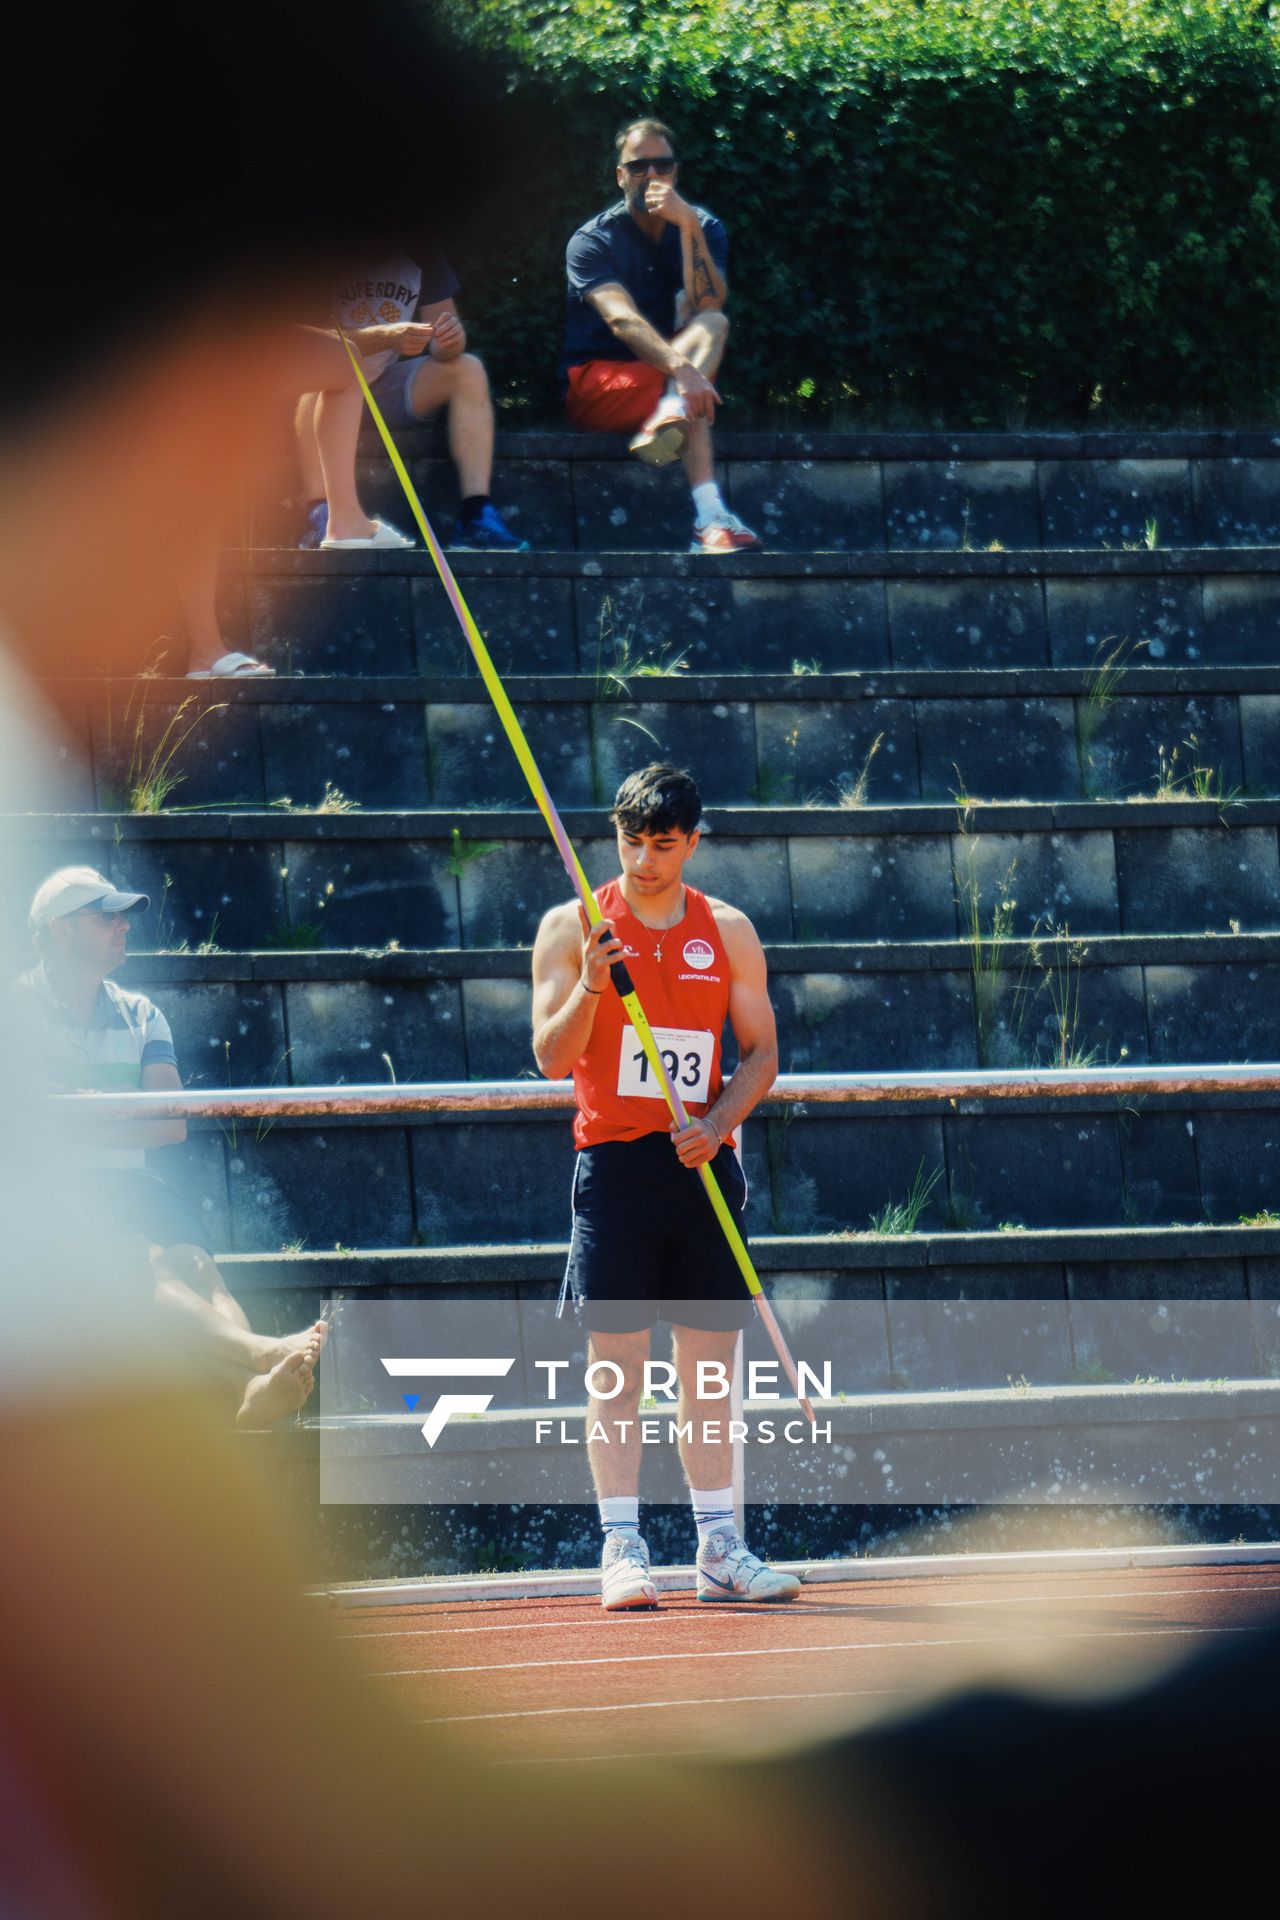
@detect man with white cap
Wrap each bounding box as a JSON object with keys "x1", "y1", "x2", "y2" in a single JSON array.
[{"x1": 18, "y1": 866, "x2": 326, "y2": 1426}]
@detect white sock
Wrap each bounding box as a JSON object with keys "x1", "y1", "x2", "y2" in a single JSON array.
[
  {"x1": 691, "y1": 1485, "x2": 736, "y2": 1544},
  {"x1": 691, "y1": 481, "x2": 725, "y2": 528},
  {"x1": 662, "y1": 379, "x2": 687, "y2": 412},
  {"x1": 599, "y1": 1495, "x2": 640, "y2": 1538}
]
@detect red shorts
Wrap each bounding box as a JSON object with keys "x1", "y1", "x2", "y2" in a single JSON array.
[{"x1": 565, "y1": 359, "x2": 666, "y2": 433}]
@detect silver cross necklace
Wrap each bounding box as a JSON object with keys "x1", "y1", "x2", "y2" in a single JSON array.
[{"x1": 637, "y1": 887, "x2": 685, "y2": 964}]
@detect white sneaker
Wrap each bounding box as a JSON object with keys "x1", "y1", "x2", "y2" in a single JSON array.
[
  {"x1": 601, "y1": 1530, "x2": 658, "y2": 1611},
  {"x1": 320, "y1": 517, "x2": 414, "y2": 550},
  {"x1": 629, "y1": 402, "x2": 690, "y2": 467},
  {"x1": 690, "y1": 510, "x2": 762, "y2": 553},
  {"x1": 696, "y1": 1526, "x2": 801, "y2": 1602}
]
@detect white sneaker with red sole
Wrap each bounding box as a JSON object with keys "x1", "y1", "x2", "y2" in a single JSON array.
[
  {"x1": 628, "y1": 405, "x2": 690, "y2": 467},
  {"x1": 690, "y1": 509, "x2": 762, "y2": 553}
]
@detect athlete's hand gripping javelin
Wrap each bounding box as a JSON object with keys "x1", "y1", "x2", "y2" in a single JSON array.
[{"x1": 579, "y1": 917, "x2": 626, "y2": 994}]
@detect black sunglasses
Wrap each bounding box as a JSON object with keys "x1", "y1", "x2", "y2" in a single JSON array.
[{"x1": 621, "y1": 156, "x2": 676, "y2": 176}]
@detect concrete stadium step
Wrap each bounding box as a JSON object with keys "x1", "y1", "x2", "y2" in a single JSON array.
[
  {"x1": 217, "y1": 546, "x2": 1280, "y2": 677},
  {"x1": 267, "y1": 426, "x2": 1280, "y2": 556},
  {"x1": 223, "y1": 1227, "x2": 1280, "y2": 1396},
  {"x1": 53, "y1": 666, "x2": 1280, "y2": 812},
  {"x1": 8, "y1": 801, "x2": 1280, "y2": 954},
  {"x1": 154, "y1": 1086, "x2": 1280, "y2": 1256},
  {"x1": 106, "y1": 933, "x2": 1280, "y2": 1088}
]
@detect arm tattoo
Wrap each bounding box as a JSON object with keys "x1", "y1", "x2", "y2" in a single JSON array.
[{"x1": 690, "y1": 230, "x2": 717, "y2": 311}]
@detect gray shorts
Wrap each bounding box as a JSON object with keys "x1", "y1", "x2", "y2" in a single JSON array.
[{"x1": 367, "y1": 354, "x2": 428, "y2": 429}]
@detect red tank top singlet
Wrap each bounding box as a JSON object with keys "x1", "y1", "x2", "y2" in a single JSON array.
[{"x1": 572, "y1": 879, "x2": 734, "y2": 1150}]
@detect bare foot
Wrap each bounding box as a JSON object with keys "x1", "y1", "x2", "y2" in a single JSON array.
[
  {"x1": 260, "y1": 1321, "x2": 329, "y2": 1372},
  {"x1": 236, "y1": 1351, "x2": 314, "y2": 1428}
]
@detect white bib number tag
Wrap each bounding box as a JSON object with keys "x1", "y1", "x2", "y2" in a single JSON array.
[{"x1": 617, "y1": 1025, "x2": 714, "y2": 1103}]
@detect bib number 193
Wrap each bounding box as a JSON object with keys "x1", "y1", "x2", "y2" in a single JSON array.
[{"x1": 616, "y1": 1025, "x2": 714, "y2": 1103}]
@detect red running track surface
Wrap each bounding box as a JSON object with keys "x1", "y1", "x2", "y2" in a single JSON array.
[{"x1": 329, "y1": 1563, "x2": 1280, "y2": 1766}]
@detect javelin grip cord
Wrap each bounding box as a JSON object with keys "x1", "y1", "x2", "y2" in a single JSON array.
[{"x1": 336, "y1": 329, "x2": 815, "y2": 1426}]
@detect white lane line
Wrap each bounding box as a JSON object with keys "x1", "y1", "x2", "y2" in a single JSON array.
[
  {"x1": 377, "y1": 1620, "x2": 1258, "y2": 1680},
  {"x1": 341, "y1": 1580, "x2": 1280, "y2": 1643},
  {"x1": 418, "y1": 1687, "x2": 906, "y2": 1727}
]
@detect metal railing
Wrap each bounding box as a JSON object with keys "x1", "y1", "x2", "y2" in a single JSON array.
[{"x1": 57, "y1": 1061, "x2": 1280, "y2": 1120}]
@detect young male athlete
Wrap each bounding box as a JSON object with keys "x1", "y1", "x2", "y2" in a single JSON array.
[
  {"x1": 531, "y1": 764, "x2": 800, "y2": 1608},
  {"x1": 560, "y1": 118, "x2": 762, "y2": 552}
]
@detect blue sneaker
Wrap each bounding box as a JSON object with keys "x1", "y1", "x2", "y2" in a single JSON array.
[
  {"x1": 298, "y1": 500, "x2": 328, "y2": 549},
  {"x1": 449, "y1": 503, "x2": 530, "y2": 552}
]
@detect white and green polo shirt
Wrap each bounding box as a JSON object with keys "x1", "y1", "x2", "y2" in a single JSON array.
[{"x1": 18, "y1": 963, "x2": 179, "y2": 1170}]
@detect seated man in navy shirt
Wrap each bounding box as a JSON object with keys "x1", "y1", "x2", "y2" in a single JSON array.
[{"x1": 561, "y1": 119, "x2": 761, "y2": 552}]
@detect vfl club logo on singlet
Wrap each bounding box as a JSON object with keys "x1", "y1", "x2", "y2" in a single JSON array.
[{"x1": 682, "y1": 937, "x2": 715, "y2": 971}]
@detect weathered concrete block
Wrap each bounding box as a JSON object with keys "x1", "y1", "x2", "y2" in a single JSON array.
[
  {"x1": 456, "y1": 837, "x2": 577, "y2": 949},
  {"x1": 92, "y1": 701, "x2": 265, "y2": 810},
  {"x1": 754, "y1": 699, "x2": 915, "y2": 804},
  {"x1": 227, "y1": 1127, "x2": 414, "y2": 1251},
  {"x1": 460, "y1": 977, "x2": 535, "y2": 1080},
  {"x1": 110, "y1": 841, "x2": 286, "y2": 952},
  {"x1": 789, "y1": 833, "x2": 957, "y2": 942},
  {"x1": 1194, "y1": 458, "x2": 1280, "y2": 546},
  {"x1": 726, "y1": 460, "x2": 884, "y2": 551},
  {"x1": 260, "y1": 703, "x2": 428, "y2": 809},
  {"x1": 954, "y1": 829, "x2": 1120, "y2": 936},
  {"x1": 413, "y1": 577, "x2": 578, "y2": 676},
  {"x1": 1115, "y1": 1110, "x2": 1203, "y2": 1224},
  {"x1": 944, "y1": 1112, "x2": 1124, "y2": 1228},
  {"x1": 679, "y1": 834, "x2": 793, "y2": 942},
  {"x1": 997, "y1": 959, "x2": 1147, "y2": 1068},
  {"x1": 1240, "y1": 696, "x2": 1280, "y2": 796},
  {"x1": 411, "y1": 1120, "x2": 574, "y2": 1242},
  {"x1": 1201, "y1": 578, "x2": 1280, "y2": 667},
  {"x1": 593, "y1": 698, "x2": 757, "y2": 806},
  {"x1": 1146, "y1": 962, "x2": 1280, "y2": 1064},
  {"x1": 885, "y1": 1270, "x2": 1073, "y2": 1391},
  {"x1": 1066, "y1": 1259, "x2": 1254, "y2": 1381},
  {"x1": 1079, "y1": 695, "x2": 1243, "y2": 802},
  {"x1": 917, "y1": 697, "x2": 1076, "y2": 802},
  {"x1": 157, "y1": 1131, "x2": 232, "y2": 1257},
  {"x1": 766, "y1": 1113, "x2": 948, "y2": 1234},
  {"x1": 887, "y1": 580, "x2": 1048, "y2": 670},
  {"x1": 282, "y1": 840, "x2": 459, "y2": 949},
  {"x1": 747, "y1": 1289, "x2": 892, "y2": 1391},
  {"x1": 771, "y1": 968, "x2": 976, "y2": 1072},
  {"x1": 1114, "y1": 826, "x2": 1280, "y2": 934},
  {"x1": 249, "y1": 577, "x2": 416, "y2": 675},
  {"x1": 575, "y1": 576, "x2": 890, "y2": 675},
  {"x1": 163, "y1": 982, "x2": 289, "y2": 1090},
  {"x1": 428, "y1": 702, "x2": 592, "y2": 807},
  {"x1": 283, "y1": 980, "x2": 467, "y2": 1084},
  {"x1": 1194, "y1": 1113, "x2": 1280, "y2": 1223},
  {"x1": 571, "y1": 458, "x2": 722, "y2": 550},
  {"x1": 884, "y1": 461, "x2": 1040, "y2": 552},
  {"x1": 1045, "y1": 577, "x2": 1205, "y2": 666},
  {"x1": 367, "y1": 455, "x2": 573, "y2": 550},
  {"x1": 1038, "y1": 459, "x2": 1195, "y2": 547}
]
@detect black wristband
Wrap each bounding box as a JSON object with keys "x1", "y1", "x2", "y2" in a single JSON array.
[{"x1": 580, "y1": 978, "x2": 604, "y2": 995}]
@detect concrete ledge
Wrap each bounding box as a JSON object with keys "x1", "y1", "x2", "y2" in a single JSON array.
[{"x1": 317, "y1": 1538, "x2": 1280, "y2": 1606}]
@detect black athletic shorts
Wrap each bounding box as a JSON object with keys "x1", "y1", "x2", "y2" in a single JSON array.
[
  {"x1": 562, "y1": 1131, "x2": 757, "y2": 1334},
  {"x1": 83, "y1": 1170, "x2": 213, "y2": 1255}
]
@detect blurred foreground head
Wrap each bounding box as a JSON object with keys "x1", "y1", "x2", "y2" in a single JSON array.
[{"x1": 0, "y1": 0, "x2": 519, "y2": 680}]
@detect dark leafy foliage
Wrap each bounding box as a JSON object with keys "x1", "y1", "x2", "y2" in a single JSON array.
[{"x1": 433, "y1": 0, "x2": 1280, "y2": 426}]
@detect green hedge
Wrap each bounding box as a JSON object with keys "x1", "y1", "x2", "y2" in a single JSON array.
[{"x1": 432, "y1": 0, "x2": 1280, "y2": 427}]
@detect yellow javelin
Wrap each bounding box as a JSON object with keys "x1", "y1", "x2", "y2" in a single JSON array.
[{"x1": 337, "y1": 331, "x2": 814, "y2": 1425}]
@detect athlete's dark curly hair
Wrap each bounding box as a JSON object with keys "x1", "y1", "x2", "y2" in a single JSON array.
[{"x1": 610, "y1": 764, "x2": 702, "y2": 836}]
